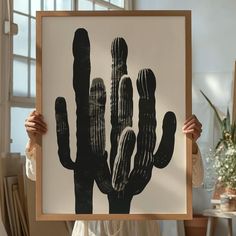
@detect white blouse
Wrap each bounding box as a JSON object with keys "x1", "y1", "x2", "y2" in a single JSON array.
[{"x1": 25, "y1": 145, "x2": 204, "y2": 236}]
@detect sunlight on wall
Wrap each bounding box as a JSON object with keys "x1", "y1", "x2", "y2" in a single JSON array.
[{"x1": 206, "y1": 75, "x2": 224, "y2": 99}]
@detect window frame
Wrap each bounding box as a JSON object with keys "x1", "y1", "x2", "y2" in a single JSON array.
[
  {"x1": 79, "y1": 0, "x2": 124, "y2": 10},
  {"x1": 0, "y1": 0, "x2": 12, "y2": 154},
  {"x1": 0, "y1": 0, "x2": 132, "y2": 154}
]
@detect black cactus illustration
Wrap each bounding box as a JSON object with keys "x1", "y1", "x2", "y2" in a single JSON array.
[
  {"x1": 55, "y1": 28, "x2": 177, "y2": 214},
  {"x1": 55, "y1": 28, "x2": 94, "y2": 214}
]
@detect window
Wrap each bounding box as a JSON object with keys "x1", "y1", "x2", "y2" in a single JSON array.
[
  {"x1": 78, "y1": 0, "x2": 125, "y2": 10},
  {"x1": 10, "y1": 0, "x2": 129, "y2": 154}
]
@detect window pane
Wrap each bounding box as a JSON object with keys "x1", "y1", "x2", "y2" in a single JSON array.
[
  {"x1": 30, "y1": 60, "x2": 36, "y2": 97},
  {"x1": 111, "y1": 0, "x2": 124, "y2": 8},
  {"x1": 31, "y1": 19, "x2": 36, "y2": 58},
  {"x1": 13, "y1": 0, "x2": 29, "y2": 14},
  {"x1": 44, "y1": 0, "x2": 54, "y2": 10},
  {"x1": 11, "y1": 107, "x2": 33, "y2": 155},
  {"x1": 95, "y1": 4, "x2": 108, "y2": 10},
  {"x1": 13, "y1": 13, "x2": 29, "y2": 57},
  {"x1": 56, "y1": 0, "x2": 72, "y2": 10},
  {"x1": 31, "y1": 0, "x2": 41, "y2": 16},
  {"x1": 78, "y1": 0, "x2": 93, "y2": 10},
  {"x1": 13, "y1": 57, "x2": 28, "y2": 96}
]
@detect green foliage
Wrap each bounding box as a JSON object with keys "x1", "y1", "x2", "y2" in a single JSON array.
[
  {"x1": 201, "y1": 90, "x2": 236, "y2": 189},
  {"x1": 200, "y1": 90, "x2": 236, "y2": 146}
]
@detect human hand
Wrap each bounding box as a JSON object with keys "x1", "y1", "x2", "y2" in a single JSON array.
[
  {"x1": 182, "y1": 115, "x2": 202, "y2": 154},
  {"x1": 25, "y1": 110, "x2": 47, "y2": 150}
]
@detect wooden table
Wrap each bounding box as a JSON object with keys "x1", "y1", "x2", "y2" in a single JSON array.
[{"x1": 203, "y1": 209, "x2": 236, "y2": 236}]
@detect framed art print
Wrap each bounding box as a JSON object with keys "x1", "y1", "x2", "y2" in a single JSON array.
[{"x1": 36, "y1": 11, "x2": 192, "y2": 220}]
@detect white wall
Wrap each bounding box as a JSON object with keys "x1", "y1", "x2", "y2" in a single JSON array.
[
  {"x1": 134, "y1": 1, "x2": 236, "y2": 235},
  {"x1": 134, "y1": 0, "x2": 236, "y2": 72}
]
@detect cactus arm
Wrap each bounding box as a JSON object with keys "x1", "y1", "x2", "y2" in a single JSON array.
[
  {"x1": 110, "y1": 38, "x2": 128, "y2": 172},
  {"x1": 127, "y1": 69, "x2": 157, "y2": 195},
  {"x1": 89, "y1": 78, "x2": 106, "y2": 155},
  {"x1": 108, "y1": 127, "x2": 136, "y2": 214},
  {"x1": 89, "y1": 78, "x2": 113, "y2": 194},
  {"x1": 73, "y1": 28, "x2": 91, "y2": 162},
  {"x1": 154, "y1": 111, "x2": 177, "y2": 168},
  {"x1": 112, "y1": 128, "x2": 136, "y2": 191},
  {"x1": 118, "y1": 76, "x2": 133, "y2": 133},
  {"x1": 55, "y1": 97, "x2": 76, "y2": 170},
  {"x1": 110, "y1": 37, "x2": 128, "y2": 125}
]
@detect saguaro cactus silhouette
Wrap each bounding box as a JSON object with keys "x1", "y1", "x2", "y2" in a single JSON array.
[
  {"x1": 55, "y1": 28, "x2": 177, "y2": 214},
  {"x1": 55, "y1": 28, "x2": 94, "y2": 213}
]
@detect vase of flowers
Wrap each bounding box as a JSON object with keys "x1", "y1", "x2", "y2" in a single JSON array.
[
  {"x1": 214, "y1": 138, "x2": 236, "y2": 193},
  {"x1": 201, "y1": 90, "x2": 236, "y2": 194}
]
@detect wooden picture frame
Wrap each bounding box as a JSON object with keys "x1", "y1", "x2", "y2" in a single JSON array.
[{"x1": 36, "y1": 11, "x2": 192, "y2": 221}]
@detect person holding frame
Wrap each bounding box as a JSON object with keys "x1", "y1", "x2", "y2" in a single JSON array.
[{"x1": 24, "y1": 111, "x2": 203, "y2": 236}]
